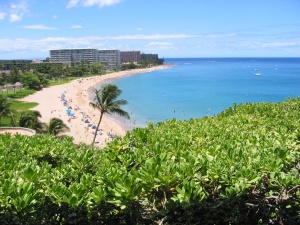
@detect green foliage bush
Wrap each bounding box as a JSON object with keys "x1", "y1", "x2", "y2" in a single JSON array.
[{"x1": 1, "y1": 98, "x2": 300, "y2": 224}]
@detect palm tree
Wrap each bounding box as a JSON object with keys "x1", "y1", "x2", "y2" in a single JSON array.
[
  {"x1": 44, "y1": 117, "x2": 70, "y2": 136},
  {"x1": 89, "y1": 84, "x2": 130, "y2": 147},
  {"x1": 9, "y1": 111, "x2": 17, "y2": 127},
  {"x1": 0, "y1": 95, "x2": 15, "y2": 126},
  {"x1": 19, "y1": 110, "x2": 44, "y2": 133}
]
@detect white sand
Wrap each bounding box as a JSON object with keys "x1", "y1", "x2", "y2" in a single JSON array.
[{"x1": 21, "y1": 65, "x2": 172, "y2": 148}]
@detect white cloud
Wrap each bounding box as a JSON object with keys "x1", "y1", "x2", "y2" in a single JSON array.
[
  {"x1": 23, "y1": 24, "x2": 57, "y2": 30},
  {"x1": 147, "y1": 42, "x2": 173, "y2": 46},
  {"x1": 10, "y1": 13, "x2": 24, "y2": 22},
  {"x1": 67, "y1": 0, "x2": 80, "y2": 8},
  {"x1": 67, "y1": 0, "x2": 123, "y2": 8},
  {"x1": 1, "y1": 34, "x2": 297, "y2": 58},
  {"x1": 201, "y1": 33, "x2": 236, "y2": 38},
  {"x1": 9, "y1": 1, "x2": 28, "y2": 22},
  {"x1": 0, "y1": 33, "x2": 236, "y2": 53},
  {"x1": 70, "y1": 25, "x2": 83, "y2": 29},
  {"x1": 259, "y1": 42, "x2": 298, "y2": 48},
  {"x1": 145, "y1": 42, "x2": 175, "y2": 51},
  {"x1": 0, "y1": 34, "x2": 194, "y2": 53},
  {"x1": 234, "y1": 41, "x2": 299, "y2": 49},
  {"x1": 105, "y1": 33, "x2": 234, "y2": 40},
  {"x1": 136, "y1": 28, "x2": 143, "y2": 31},
  {"x1": 52, "y1": 15, "x2": 58, "y2": 19},
  {"x1": 0, "y1": 12, "x2": 6, "y2": 20},
  {"x1": 110, "y1": 34, "x2": 198, "y2": 40}
]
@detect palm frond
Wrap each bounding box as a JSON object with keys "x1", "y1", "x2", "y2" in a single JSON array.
[
  {"x1": 89, "y1": 84, "x2": 129, "y2": 147},
  {"x1": 47, "y1": 118, "x2": 70, "y2": 136},
  {"x1": 0, "y1": 96, "x2": 15, "y2": 125}
]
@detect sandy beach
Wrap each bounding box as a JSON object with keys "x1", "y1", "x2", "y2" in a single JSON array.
[{"x1": 21, "y1": 65, "x2": 171, "y2": 148}]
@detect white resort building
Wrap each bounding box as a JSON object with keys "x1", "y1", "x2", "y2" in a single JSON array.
[{"x1": 49, "y1": 48, "x2": 121, "y2": 69}]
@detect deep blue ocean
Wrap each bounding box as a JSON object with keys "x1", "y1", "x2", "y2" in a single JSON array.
[{"x1": 109, "y1": 58, "x2": 300, "y2": 128}]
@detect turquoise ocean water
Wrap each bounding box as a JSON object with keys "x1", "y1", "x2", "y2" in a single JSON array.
[{"x1": 108, "y1": 58, "x2": 300, "y2": 128}]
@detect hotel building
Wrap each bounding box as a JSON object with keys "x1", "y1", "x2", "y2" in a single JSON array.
[
  {"x1": 49, "y1": 49, "x2": 121, "y2": 69},
  {"x1": 140, "y1": 53, "x2": 159, "y2": 60},
  {"x1": 49, "y1": 49, "x2": 98, "y2": 66},
  {"x1": 120, "y1": 51, "x2": 140, "y2": 63},
  {"x1": 98, "y1": 50, "x2": 121, "y2": 69}
]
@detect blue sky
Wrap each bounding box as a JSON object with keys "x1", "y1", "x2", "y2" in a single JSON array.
[{"x1": 0, "y1": 0, "x2": 299, "y2": 59}]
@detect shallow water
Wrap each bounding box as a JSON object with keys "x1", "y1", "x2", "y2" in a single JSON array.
[{"x1": 107, "y1": 58, "x2": 300, "y2": 128}]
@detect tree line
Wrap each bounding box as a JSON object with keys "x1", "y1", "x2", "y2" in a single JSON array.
[
  {"x1": 0, "y1": 60, "x2": 106, "y2": 91},
  {"x1": 0, "y1": 58, "x2": 164, "y2": 91},
  {"x1": 121, "y1": 58, "x2": 164, "y2": 70}
]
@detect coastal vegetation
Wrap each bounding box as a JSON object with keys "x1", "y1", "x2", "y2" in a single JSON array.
[
  {"x1": 0, "y1": 95, "x2": 69, "y2": 136},
  {"x1": 0, "y1": 95, "x2": 16, "y2": 126},
  {"x1": 19, "y1": 110, "x2": 44, "y2": 133},
  {"x1": 43, "y1": 118, "x2": 70, "y2": 136},
  {"x1": 121, "y1": 58, "x2": 164, "y2": 71},
  {"x1": 1, "y1": 99, "x2": 38, "y2": 127},
  {"x1": 0, "y1": 58, "x2": 164, "y2": 99},
  {"x1": 0, "y1": 97, "x2": 299, "y2": 224},
  {"x1": 89, "y1": 84, "x2": 130, "y2": 147}
]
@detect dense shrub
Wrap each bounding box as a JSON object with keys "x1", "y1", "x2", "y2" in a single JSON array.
[{"x1": 0, "y1": 98, "x2": 300, "y2": 224}]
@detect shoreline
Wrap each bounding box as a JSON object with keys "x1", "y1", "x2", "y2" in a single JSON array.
[
  {"x1": 21, "y1": 64, "x2": 173, "y2": 148},
  {"x1": 86, "y1": 80, "x2": 136, "y2": 132}
]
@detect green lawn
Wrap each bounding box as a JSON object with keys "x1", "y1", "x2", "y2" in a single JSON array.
[
  {"x1": 10, "y1": 99, "x2": 38, "y2": 112},
  {"x1": 0, "y1": 88, "x2": 36, "y2": 98},
  {"x1": 1, "y1": 99, "x2": 38, "y2": 126}
]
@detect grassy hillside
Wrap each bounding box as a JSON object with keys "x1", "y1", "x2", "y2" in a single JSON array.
[{"x1": 1, "y1": 98, "x2": 300, "y2": 224}]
